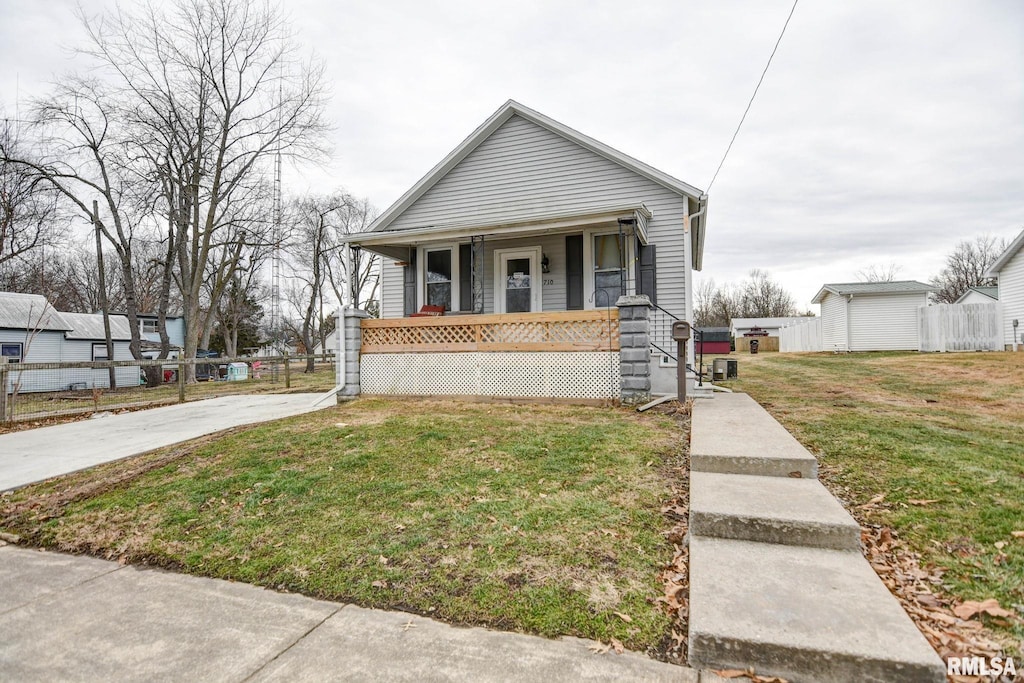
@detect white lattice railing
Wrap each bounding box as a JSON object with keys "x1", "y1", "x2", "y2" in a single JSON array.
[{"x1": 361, "y1": 310, "x2": 620, "y2": 354}]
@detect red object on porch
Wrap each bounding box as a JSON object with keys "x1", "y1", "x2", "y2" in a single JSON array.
[{"x1": 409, "y1": 305, "x2": 446, "y2": 318}]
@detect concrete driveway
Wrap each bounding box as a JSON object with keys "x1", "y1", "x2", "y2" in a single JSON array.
[{"x1": 0, "y1": 394, "x2": 334, "y2": 491}]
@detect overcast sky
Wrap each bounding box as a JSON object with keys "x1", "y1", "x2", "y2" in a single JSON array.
[{"x1": 1, "y1": 0, "x2": 1021, "y2": 311}]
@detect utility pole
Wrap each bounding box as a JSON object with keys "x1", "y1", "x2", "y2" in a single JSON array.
[{"x1": 94, "y1": 200, "x2": 116, "y2": 389}]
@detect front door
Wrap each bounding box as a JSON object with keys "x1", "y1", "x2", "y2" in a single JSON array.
[{"x1": 495, "y1": 247, "x2": 542, "y2": 313}]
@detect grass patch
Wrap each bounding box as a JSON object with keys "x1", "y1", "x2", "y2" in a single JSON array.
[
  {"x1": 722, "y1": 351, "x2": 1024, "y2": 650},
  {"x1": 1, "y1": 398, "x2": 685, "y2": 656}
]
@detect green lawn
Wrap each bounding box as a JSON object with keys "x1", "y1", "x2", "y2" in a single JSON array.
[
  {"x1": 0, "y1": 398, "x2": 686, "y2": 657},
  {"x1": 722, "y1": 351, "x2": 1024, "y2": 651}
]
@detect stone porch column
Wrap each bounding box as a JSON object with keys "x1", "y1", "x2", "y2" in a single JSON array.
[
  {"x1": 616, "y1": 294, "x2": 653, "y2": 406},
  {"x1": 339, "y1": 308, "x2": 370, "y2": 401}
]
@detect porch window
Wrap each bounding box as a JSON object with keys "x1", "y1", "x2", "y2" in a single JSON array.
[
  {"x1": 593, "y1": 234, "x2": 625, "y2": 307},
  {"x1": 1, "y1": 342, "x2": 22, "y2": 363},
  {"x1": 426, "y1": 248, "x2": 454, "y2": 311}
]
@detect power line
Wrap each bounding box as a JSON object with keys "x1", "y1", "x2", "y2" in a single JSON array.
[{"x1": 706, "y1": 0, "x2": 799, "y2": 193}]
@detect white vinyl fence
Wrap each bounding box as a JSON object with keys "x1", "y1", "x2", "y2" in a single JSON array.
[
  {"x1": 779, "y1": 318, "x2": 823, "y2": 352},
  {"x1": 919, "y1": 303, "x2": 1003, "y2": 352}
]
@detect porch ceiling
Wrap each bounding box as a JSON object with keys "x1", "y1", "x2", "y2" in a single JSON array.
[{"x1": 342, "y1": 204, "x2": 651, "y2": 258}]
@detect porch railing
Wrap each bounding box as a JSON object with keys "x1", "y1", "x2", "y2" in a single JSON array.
[{"x1": 361, "y1": 310, "x2": 620, "y2": 353}]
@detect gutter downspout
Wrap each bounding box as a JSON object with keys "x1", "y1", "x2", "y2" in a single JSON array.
[{"x1": 684, "y1": 196, "x2": 708, "y2": 367}]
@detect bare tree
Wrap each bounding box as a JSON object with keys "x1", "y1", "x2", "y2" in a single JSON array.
[
  {"x1": 1, "y1": 78, "x2": 151, "y2": 361},
  {"x1": 324, "y1": 196, "x2": 380, "y2": 314},
  {"x1": 739, "y1": 269, "x2": 796, "y2": 318},
  {"x1": 930, "y1": 235, "x2": 1007, "y2": 303},
  {"x1": 74, "y1": 0, "x2": 327, "y2": 380},
  {"x1": 693, "y1": 270, "x2": 796, "y2": 326},
  {"x1": 694, "y1": 278, "x2": 740, "y2": 328},
  {"x1": 0, "y1": 120, "x2": 63, "y2": 266},
  {"x1": 857, "y1": 262, "x2": 902, "y2": 283},
  {"x1": 287, "y1": 193, "x2": 343, "y2": 372}
]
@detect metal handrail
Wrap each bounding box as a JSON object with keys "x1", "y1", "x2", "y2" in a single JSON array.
[{"x1": 649, "y1": 303, "x2": 706, "y2": 385}]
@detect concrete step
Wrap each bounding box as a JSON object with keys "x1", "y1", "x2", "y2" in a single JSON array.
[
  {"x1": 690, "y1": 472, "x2": 861, "y2": 550},
  {"x1": 688, "y1": 536, "x2": 945, "y2": 683},
  {"x1": 690, "y1": 393, "x2": 818, "y2": 478}
]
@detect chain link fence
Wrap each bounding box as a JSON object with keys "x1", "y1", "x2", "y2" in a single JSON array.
[{"x1": 0, "y1": 355, "x2": 336, "y2": 424}]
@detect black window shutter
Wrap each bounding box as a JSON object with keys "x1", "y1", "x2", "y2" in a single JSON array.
[
  {"x1": 635, "y1": 242, "x2": 657, "y2": 306},
  {"x1": 403, "y1": 250, "x2": 417, "y2": 316},
  {"x1": 566, "y1": 235, "x2": 584, "y2": 310},
  {"x1": 459, "y1": 244, "x2": 472, "y2": 312}
]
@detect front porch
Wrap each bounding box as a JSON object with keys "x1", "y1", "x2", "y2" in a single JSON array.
[
  {"x1": 340, "y1": 302, "x2": 656, "y2": 405},
  {"x1": 348, "y1": 204, "x2": 657, "y2": 319}
]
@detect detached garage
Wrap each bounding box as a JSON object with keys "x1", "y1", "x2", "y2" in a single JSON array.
[{"x1": 812, "y1": 281, "x2": 933, "y2": 352}]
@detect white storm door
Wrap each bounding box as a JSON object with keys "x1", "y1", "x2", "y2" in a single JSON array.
[{"x1": 494, "y1": 247, "x2": 542, "y2": 314}]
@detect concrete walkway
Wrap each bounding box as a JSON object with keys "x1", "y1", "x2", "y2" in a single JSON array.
[
  {"x1": 0, "y1": 545, "x2": 718, "y2": 682},
  {"x1": 687, "y1": 393, "x2": 946, "y2": 682},
  {"x1": 0, "y1": 394, "x2": 332, "y2": 491}
]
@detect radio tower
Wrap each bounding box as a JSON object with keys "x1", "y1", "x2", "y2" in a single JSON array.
[{"x1": 270, "y1": 81, "x2": 283, "y2": 378}]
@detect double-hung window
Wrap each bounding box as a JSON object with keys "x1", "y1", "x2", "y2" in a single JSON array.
[
  {"x1": 92, "y1": 343, "x2": 110, "y2": 361},
  {"x1": 593, "y1": 234, "x2": 625, "y2": 307},
  {"x1": 423, "y1": 247, "x2": 458, "y2": 311}
]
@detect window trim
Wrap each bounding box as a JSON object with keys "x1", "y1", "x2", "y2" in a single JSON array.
[
  {"x1": 1, "y1": 342, "x2": 23, "y2": 364},
  {"x1": 418, "y1": 244, "x2": 461, "y2": 313},
  {"x1": 582, "y1": 228, "x2": 635, "y2": 309},
  {"x1": 92, "y1": 343, "x2": 110, "y2": 361}
]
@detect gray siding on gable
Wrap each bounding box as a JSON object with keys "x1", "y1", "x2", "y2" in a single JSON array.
[
  {"x1": 998, "y1": 248, "x2": 1024, "y2": 348},
  {"x1": 379, "y1": 115, "x2": 690, "y2": 318}
]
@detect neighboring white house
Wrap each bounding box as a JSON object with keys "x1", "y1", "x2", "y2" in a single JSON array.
[
  {"x1": 312, "y1": 328, "x2": 340, "y2": 358},
  {"x1": 1, "y1": 292, "x2": 138, "y2": 392},
  {"x1": 954, "y1": 286, "x2": 998, "y2": 305},
  {"x1": 134, "y1": 313, "x2": 187, "y2": 350},
  {"x1": 985, "y1": 228, "x2": 1024, "y2": 351},
  {"x1": 812, "y1": 281, "x2": 933, "y2": 352},
  {"x1": 731, "y1": 317, "x2": 814, "y2": 338}
]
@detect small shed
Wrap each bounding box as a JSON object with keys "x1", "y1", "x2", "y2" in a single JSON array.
[
  {"x1": 985, "y1": 229, "x2": 1024, "y2": 351},
  {"x1": 695, "y1": 327, "x2": 731, "y2": 354},
  {"x1": 954, "y1": 286, "x2": 998, "y2": 305},
  {"x1": 812, "y1": 281, "x2": 933, "y2": 352}
]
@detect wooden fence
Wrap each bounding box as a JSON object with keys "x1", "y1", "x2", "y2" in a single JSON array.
[
  {"x1": 360, "y1": 310, "x2": 620, "y2": 353},
  {"x1": 919, "y1": 303, "x2": 1002, "y2": 352},
  {"x1": 734, "y1": 335, "x2": 780, "y2": 353},
  {"x1": 0, "y1": 355, "x2": 330, "y2": 423}
]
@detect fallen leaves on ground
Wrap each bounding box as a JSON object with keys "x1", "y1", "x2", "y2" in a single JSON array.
[
  {"x1": 953, "y1": 599, "x2": 1016, "y2": 621},
  {"x1": 712, "y1": 668, "x2": 788, "y2": 682},
  {"x1": 649, "y1": 399, "x2": 691, "y2": 665},
  {"x1": 860, "y1": 525, "x2": 1014, "y2": 664}
]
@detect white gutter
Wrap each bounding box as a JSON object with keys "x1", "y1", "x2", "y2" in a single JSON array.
[{"x1": 341, "y1": 205, "x2": 653, "y2": 248}]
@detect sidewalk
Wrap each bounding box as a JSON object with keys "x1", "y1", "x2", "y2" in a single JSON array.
[
  {"x1": 0, "y1": 394, "x2": 331, "y2": 491},
  {"x1": 0, "y1": 544, "x2": 712, "y2": 682}
]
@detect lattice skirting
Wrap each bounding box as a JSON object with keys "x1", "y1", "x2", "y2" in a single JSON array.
[{"x1": 361, "y1": 352, "x2": 620, "y2": 400}]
